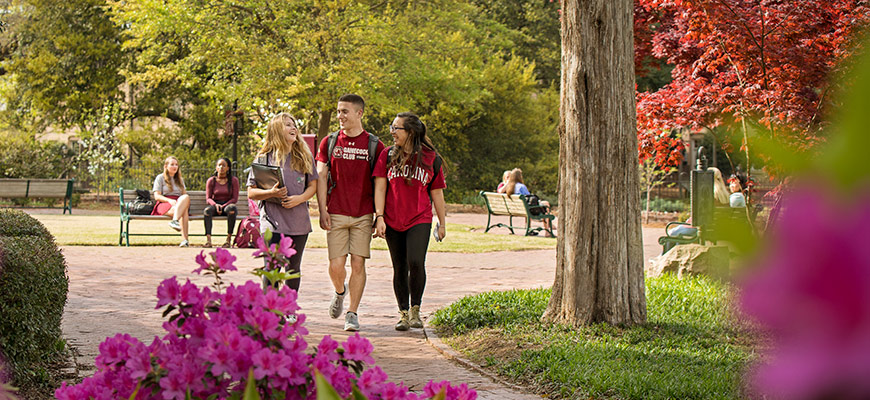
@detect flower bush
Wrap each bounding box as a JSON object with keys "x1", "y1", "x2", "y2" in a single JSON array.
[{"x1": 56, "y1": 237, "x2": 476, "y2": 400}]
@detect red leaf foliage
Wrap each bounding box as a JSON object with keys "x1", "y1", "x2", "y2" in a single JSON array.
[{"x1": 634, "y1": 0, "x2": 870, "y2": 167}]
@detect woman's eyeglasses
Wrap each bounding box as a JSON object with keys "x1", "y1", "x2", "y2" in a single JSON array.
[{"x1": 389, "y1": 126, "x2": 405, "y2": 131}]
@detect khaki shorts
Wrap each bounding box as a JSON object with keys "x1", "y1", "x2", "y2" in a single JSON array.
[{"x1": 326, "y1": 214, "x2": 373, "y2": 260}]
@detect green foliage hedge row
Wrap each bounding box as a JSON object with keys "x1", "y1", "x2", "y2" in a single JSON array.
[
  {"x1": 643, "y1": 197, "x2": 689, "y2": 213},
  {"x1": 0, "y1": 209, "x2": 69, "y2": 390}
]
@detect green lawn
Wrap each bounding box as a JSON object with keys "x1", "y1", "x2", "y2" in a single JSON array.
[
  {"x1": 30, "y1": 214, "x2": 556, "y2": 253},
  {"x1": 430, "y1": 275, "x2": 756, "y2": 399}
]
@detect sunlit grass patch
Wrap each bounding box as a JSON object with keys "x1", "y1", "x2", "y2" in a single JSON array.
[
  {"x1": 29, "y1": 214, "x2": 556, "y2": 252},
  {"x1": 430, "y1": 275, "x2": 755, "y2": 399}
]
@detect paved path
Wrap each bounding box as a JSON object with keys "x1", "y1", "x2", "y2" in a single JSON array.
[{"x1": 59, "y1": 213, "x2": 663, "y2": 399}]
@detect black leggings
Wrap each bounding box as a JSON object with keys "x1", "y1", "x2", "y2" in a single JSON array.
[
  {"x1": 263, "y1": 232, "x2": 309, "y2": 292},
  {"x1": 203, "y1": 204, "x2": 238, "y2": 236},
  {"x1": 384, "y1": 223, "x2": 431, "y2": 311}
]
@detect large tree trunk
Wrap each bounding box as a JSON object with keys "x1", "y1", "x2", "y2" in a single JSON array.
[
  {"x1": 542, "y1": 0, "x2": 646, "y2": 326},
  {"x1": 317, "y1": 109, "x2": 332, "y2": 141}
]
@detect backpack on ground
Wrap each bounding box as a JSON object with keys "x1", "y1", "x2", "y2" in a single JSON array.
[
  {"x1": 234, "y1": 217, "x2": 261, "y2": 248},
  {"x1": 326, "y1": 130, "x2": 380, "y2": 195}
]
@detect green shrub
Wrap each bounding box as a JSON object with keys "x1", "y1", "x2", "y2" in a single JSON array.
[
  {"x1": 643, "y1": 197, "x2": 688, "y2": 213},
  {"x1": 0, "y1": 209, "x2": 69, "y2": 391}
]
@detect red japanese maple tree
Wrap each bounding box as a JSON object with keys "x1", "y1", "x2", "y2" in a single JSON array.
[{"x1": 635, "y1": 0, "x2": 870, "y2": 169}]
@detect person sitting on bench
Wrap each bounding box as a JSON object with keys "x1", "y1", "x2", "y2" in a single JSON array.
[
  {"x1": 152, "y1": 156, "x2": 192, "y2": 247},
  {"x1": 669, "y1": 167, "x2": 730, "y2": 238},
  {"x1": 501, "y1": 168, "x2": 553, "y2": 237}
]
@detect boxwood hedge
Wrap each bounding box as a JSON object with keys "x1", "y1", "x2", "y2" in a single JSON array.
[{"x1": 0, "y1": 209, "x2": 69, "y2": 390}]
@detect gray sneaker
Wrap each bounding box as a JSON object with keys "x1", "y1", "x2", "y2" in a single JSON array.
[
  {"x1": 169, "y1": 220, "x2": 181, "y2": 231},
  {"x1": 329, "y1": 284, "x2": 347, "y2": 319},
  {"x1": 344, "y1": 311, "x2": 359, "y2": 331}
]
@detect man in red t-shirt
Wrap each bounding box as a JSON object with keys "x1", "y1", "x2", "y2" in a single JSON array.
[{"x1": 315, "y1": 94, "x2": 385, "y2": 332}]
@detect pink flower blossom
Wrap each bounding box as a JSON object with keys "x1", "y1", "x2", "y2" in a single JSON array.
[
  {"x1": 251, "y1": 348, "x2": 290, "y2": 380},
  {"x1": 741, "y1": 187, "x2": 870, "y2": 400},
  {"x1": 155, "y1": 277, "x2": 181, "y2": 308},
  {"x1": 277, "y1": 235, "x2": 296, "y2": 258},
  {"x1": 317, "y1": 335, "x2": 340, "y2": 362},
  {"x1": 342, "y1": 333, "x2": 375, "y2": 364},
  {"x1": 213, "y1": 247, "x2": 237, "y2": 271},
  {"x1": 193, "y1": 251, "x2": 209, "y2": 274},
  {"x1": 252, "y1": 237, "x2": 270, "y2": 258},
  {"x1": 57, "y1": 250, "x2": 476, "y2": 400}
]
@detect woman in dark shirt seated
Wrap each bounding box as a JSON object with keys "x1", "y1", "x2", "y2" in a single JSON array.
[{"x1": 203, "y1": 157, "x2": 240, "y2": 247}]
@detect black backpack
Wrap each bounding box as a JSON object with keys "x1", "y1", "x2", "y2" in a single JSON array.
[{"x1": 126, "y1": 189, "x2": 155, "y2": 215}]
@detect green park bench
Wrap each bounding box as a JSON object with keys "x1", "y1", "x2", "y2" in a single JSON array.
[
  {"x1": 0, "y1": 178, "x2": 75, "y2": 214},
  {"x1": 479, "y1": 191, "x2": 555, "y2": 237},
  {"x1": 119, "y1": 188, "x2": 249, "y2": 246},
  {"x1": 657, "y1": 170, "x2": 754, "y2": 254}
]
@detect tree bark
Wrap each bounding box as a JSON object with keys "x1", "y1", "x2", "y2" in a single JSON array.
[
  {"x1": 542, "y1": 0, "x2": 646, "y2": 326},
  {"x1": 317, "y1": 109, "x2": 332, "y2": 141}
]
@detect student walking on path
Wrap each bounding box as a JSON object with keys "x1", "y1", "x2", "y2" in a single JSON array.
[
  {"x1": 247, "y1": 112, "x2": 318, "y2": 291},
  {"x1": 373, "y1": 112, "x2": 447, "y2": 331},
  {"x1": 316, "y1": 94, "x2": 386, "y2": 331}
]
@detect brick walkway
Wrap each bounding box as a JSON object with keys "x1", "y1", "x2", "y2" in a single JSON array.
[{"x1": 59, "y1": 213, "x2": 663, "y2": 399}]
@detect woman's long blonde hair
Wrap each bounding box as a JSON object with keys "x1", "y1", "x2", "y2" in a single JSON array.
[
  {"x1": 257, "y1": 113, "x2": 313, "y2": 173},
  {"x1": 162, "y1": 156, "x2": 183, "y2": 193},
  {"x1": 503, "y1": 168, "x2": 524, "y2": 196},
  {"x1": 709, "y1": 167, "x2": 729, "y2": 205}
]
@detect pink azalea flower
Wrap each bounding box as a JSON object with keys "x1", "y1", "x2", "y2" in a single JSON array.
[
  {"x1": 126, "y1": 342, "x2": 152, "y2": 380},
  {"x1": 252, "y1": 237, "x2": 270, "y2": 258},
  {"x1": 192, "y1": 251, "x2": 209, "y2": 274},
  {"x1": 212, "y1": 247, "x2": 237, "y2": 271},
  {"x1": 358, "y1": 366, "x2": 389, "y2": 397},
  {"x1": 317, "y1": 335, "x2": 340, "y2": 362},
  {"x1": 179, "y1": 279, "x2": 200, "y2": 306},
  {"x1": 380, "y1": 381, "x2": 417, "y2": 400},
  {"x1": 95, "y1": 333, "x2": 135, "y2": 368},
  {"x1": 741, "y1": 187, "x2": 870, "y2": 400},
  {"x1": 258, "y1": 287, "x2": 298, "y2": 315},
  {"x1": 155, "y1": 277, "x2": 181, "y2": 308},
  {"x1": 277, "y1": 235, "x2": 297, "y2": 258},
  {"x1": 342, "y1": 333, "x2": 375, "y2": 364}
]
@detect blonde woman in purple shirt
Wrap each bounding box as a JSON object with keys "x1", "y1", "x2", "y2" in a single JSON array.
[
  {"x1": 247, "y1": 113, "x2": 318, "y2": 291},
  {"x1": 204, "y1": 157, "x2": 240, "y2": 248}
]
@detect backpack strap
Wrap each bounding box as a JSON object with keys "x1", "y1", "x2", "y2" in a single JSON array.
[
  {"x1": 325, "y1": 131, "x2": 340, "y2": 195},
  {"x1": 367, "y1": 132, "x2": 380, "y2": 171},
  {"x1": 428, "y1": 154, "x2": 442, "y2": 192}
]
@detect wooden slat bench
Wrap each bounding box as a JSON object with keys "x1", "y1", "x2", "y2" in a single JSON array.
[
  {"x1": 0, "y1": 178, "x2": 75, "y2": 214},
  {"x1": 119, "y1": 188, "x2": 250, "y2": 246},
  {"x1": 479, "y1": 191, "x2": 555, "y2": 237}
]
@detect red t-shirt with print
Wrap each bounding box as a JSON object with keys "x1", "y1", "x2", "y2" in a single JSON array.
[
  {"x1": 316, "y1": 130, "x2": 386, "y2": 217},
  {"x1": 372, "y1": 146, "x2": 446, "y2": 231}
]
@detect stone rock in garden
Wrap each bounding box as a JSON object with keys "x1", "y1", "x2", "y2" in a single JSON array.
[{"x1": 646, "y1": 244, "x2": 730, "y2": 279}]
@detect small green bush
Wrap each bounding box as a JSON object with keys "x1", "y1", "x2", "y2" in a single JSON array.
[
  {"x1": 0, "y1": 209, "x2": 69, "y2": 391},
  {"x1": 643, "y1": 197, "x2": 688, "y2": 213}
]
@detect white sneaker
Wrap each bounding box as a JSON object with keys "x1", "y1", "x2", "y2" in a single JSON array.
[
  {"x1": 344, "y1": 311, "x2": 359, "y2": 331},
  {"x1": 179, "y1": 239, "x2": 189, "y2": 247},
  {"x1": 329, "y1": 284, "x2": 347, "y2": 319},
  {"x1": 169, "y1": 220, "x2": 181, "y2": 231}
]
